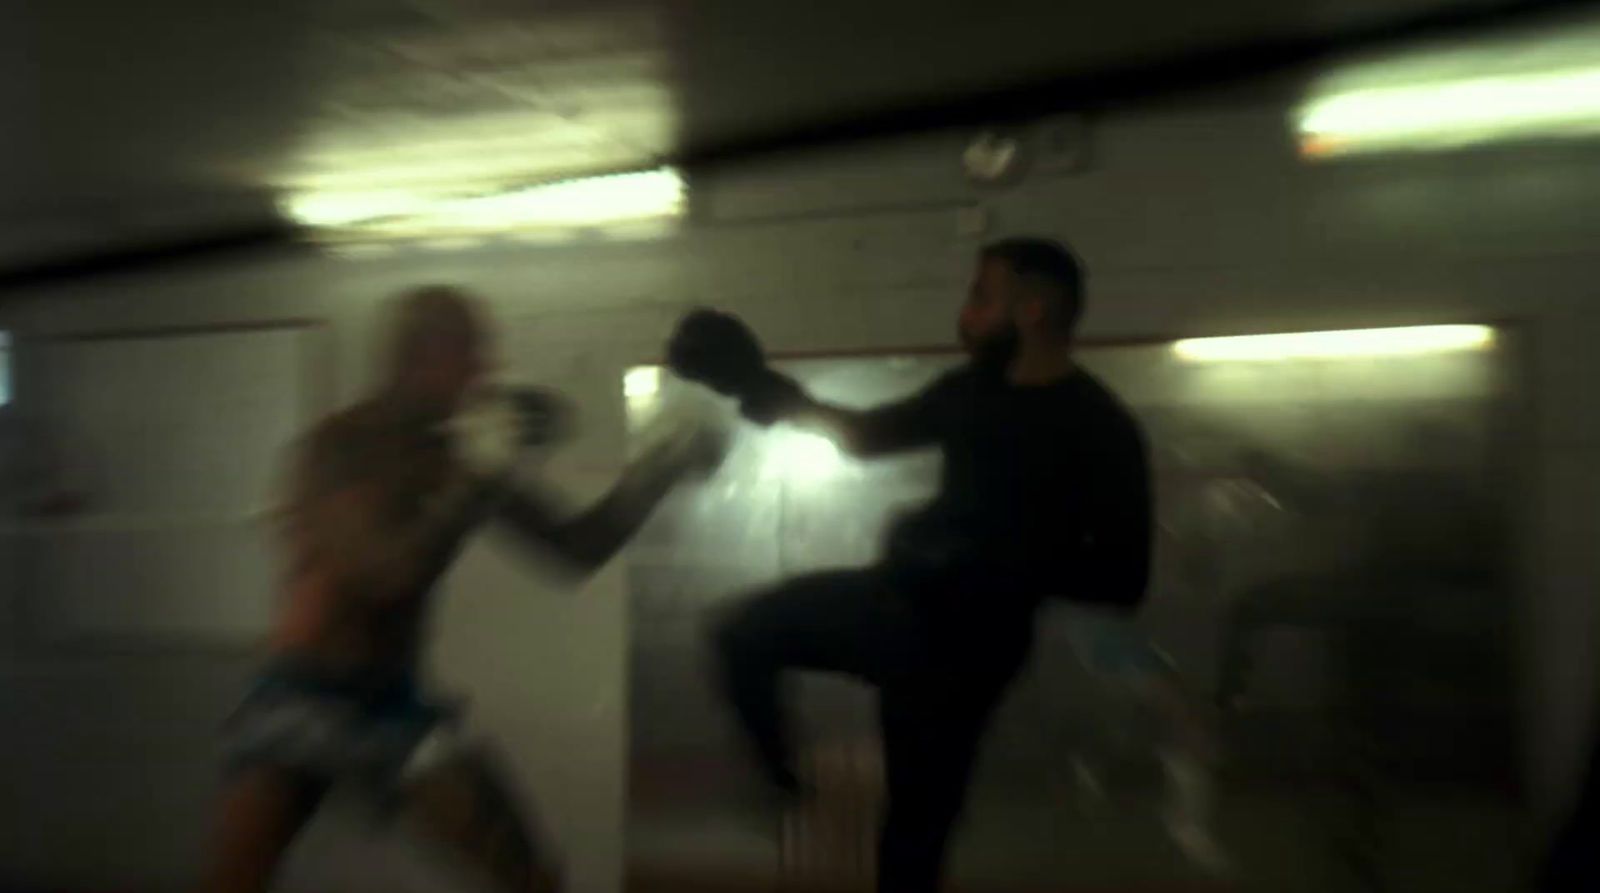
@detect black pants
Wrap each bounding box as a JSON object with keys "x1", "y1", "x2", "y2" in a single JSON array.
[
  {"x1": 1542, "y1": 731, "x2": 1600, "y2": 891},
  {"x1": 713, "y1": 568, "x2": 1030, "y2": 893}
]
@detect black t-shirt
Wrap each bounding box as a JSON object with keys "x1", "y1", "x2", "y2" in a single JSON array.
[{"x1": 861, "y1": 363, "x2": 1151, "y2": 613}]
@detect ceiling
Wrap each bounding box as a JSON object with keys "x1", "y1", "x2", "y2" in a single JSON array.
[{"x1": 0, "y1": 0, "x2": 1580, "y2": 280}]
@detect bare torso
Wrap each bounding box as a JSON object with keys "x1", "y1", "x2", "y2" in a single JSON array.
[
  {"x1": 270, "y1": 400, "x2": 456, "y2": 679},
  {"x1": 270, "y1": 573, "x2": 427, "y2": 677}
]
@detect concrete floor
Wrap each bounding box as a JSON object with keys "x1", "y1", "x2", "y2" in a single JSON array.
[{"x1": 628, "y1": 786, "x2": 1528, "y2": 893}]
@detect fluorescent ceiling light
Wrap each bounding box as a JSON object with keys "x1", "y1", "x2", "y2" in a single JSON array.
[
  {"x1": 286, "y1": 191, "x2": 435, "y2": 228},
  {"x1": 427, "y1": 168, "x2": 683, "y2": 230},
  {"x1": 1300, "y1": 69, "x2": 1600, "y2": 157},
  {"x1": 1173, "y1": 325, "x2": 1493, "y2": 361},
  {"x1": 1296, "y1": 21, "x2": 1600, "y2": 157},
  {"x1": 283, "y1": 167, "x2": 686, "y2": 241},
  {"x1": 0, "y1": 330, "x2": 11, "y2": 407}
]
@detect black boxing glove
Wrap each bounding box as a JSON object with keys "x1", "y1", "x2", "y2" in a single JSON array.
[
  {"x1": 666, "y1": 309, "x2": 768, "y2": 397},
  {"x1": 666, "y1": 309, "x2": 809, "y2": 425}
]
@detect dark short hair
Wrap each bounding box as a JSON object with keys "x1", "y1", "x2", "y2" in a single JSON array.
[{"x1": 981, "y1": 237, "x2": 1085, "y2": 334}]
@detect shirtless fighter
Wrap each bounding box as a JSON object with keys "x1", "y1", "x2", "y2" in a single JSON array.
[{"x1": 206, "y1": 286, "x2": 723, "y2": 893}]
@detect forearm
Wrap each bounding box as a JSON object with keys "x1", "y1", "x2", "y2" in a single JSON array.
[
  {"x1": 495, "y1": 437, "x2": 697, "y2": 576},
  {"x1": 787, "y1": 397, "x2": 920, "y2": 458},
  {"x1": 752, "y1": 369, "x2": 946, "y2": 458},
  {"x1": 545, "y1": 442, "x2": 692, "y2": 572},
  {"x1": 787, "y1": 398, "x2": 861, "y2": 451},
  {"x1": 739, "y1": 370, "x2": 872, "y2": 454}
]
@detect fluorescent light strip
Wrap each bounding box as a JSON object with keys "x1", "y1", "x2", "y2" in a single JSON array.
[
  {"x1": 286, "y1": 191, "x2": 437, "y2": 228},
  {"x1": 432, "y1": 169, "x2": 683, "y2": 230},
  {"x1": 1299, "y1": 68, "x2": 1600, "y2": 156},
  {"x1": 1173, "y1": 325, "x2": 1493, "y2": 362},
  {"x1": 283, "y1": 167, "x2": 685, "y2": 238}
]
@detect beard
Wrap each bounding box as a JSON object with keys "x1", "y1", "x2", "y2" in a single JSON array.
[{"x1": 962, "y1": 322, "x2": 1020, "y2": 375}]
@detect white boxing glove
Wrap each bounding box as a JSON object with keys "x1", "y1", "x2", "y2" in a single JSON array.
[{"x1": 446, "y1": 388, "x2": 522, "y2": 479}]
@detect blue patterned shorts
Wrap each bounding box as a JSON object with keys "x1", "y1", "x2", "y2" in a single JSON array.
[{"x1": 222, "y1": 660, "x2": 459, "y2": 785}]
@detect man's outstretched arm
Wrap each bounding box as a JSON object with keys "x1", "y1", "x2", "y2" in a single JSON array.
[
  {"x1": 774, "y1": 371, "x2": 959, "y2": 459},
  {"x1": 665, "y1": 307, "x2": 954, "y2": 458},
  {"x1": 494, "y1": 425, "x2": 721, "y2": 577}
]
